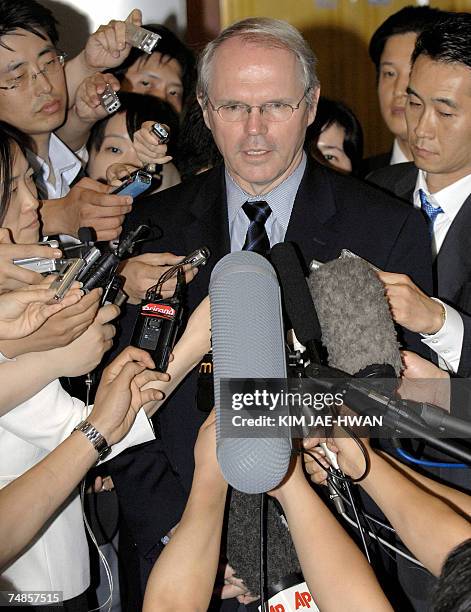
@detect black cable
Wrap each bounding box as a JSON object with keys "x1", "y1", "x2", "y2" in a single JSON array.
[
  {"x1": 259, "y1": 492, "x2": 268, "y2": 612},
  {"x1": 344, "y1": 480, "x2": 372, "y2": 563}
]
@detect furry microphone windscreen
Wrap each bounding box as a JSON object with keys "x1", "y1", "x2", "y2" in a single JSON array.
[
  {"x1": 308, "y1": 257, "x2": 402, "y2": 376},
  {"x1": 226, "y1": 490, "x2": 301, "y2": 597}
]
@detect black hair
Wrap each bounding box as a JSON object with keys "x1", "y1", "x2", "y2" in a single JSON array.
[
  {"x1": 305, "y1": 96, "x2": 364, "y2": 176},
  {"x1": 112, "y1": 24, "x2": 196, "y2": 106},
  {"x1": 175, "y1": 94, "x2": 222, "y2": 182},
  {"x1": 87, "y1": 92, "x2": 180, "y2": 159},
  {"x1": 412, "y1": 12, "x2": 471, "y2": 70},
  {"x1": 0, "y1": 0, "x2": 58, "y2": 50},
  {"x1": 433, "y1": 539, "x2": 471, "y2": 611},
  {"x1": 0, "y1": 121, "x2": 32, "y2": 224},
  {"x1": 369, "y1": 6, "x2": 444, "y2": 75}
]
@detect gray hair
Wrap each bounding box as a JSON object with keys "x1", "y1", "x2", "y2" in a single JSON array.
[{"x1": 197, "y1": 17, "x2": 319, "y2": 106}]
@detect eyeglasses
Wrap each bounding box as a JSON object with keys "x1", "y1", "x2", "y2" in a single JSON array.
[
  {"x1": 0, "y1": 52, "x2": 66, "y2": 91},
  {"x1": 207, "y1": 91, "x2": 309, "y2": 123}
]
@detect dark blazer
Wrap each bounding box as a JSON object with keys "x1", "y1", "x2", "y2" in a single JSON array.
[
  {"x1": 369, "y1": 162, "x2": 471, "y2": 377},
  {"x1": 360, "y1": 150, "x2": 392, "y2": 178},
  {"x1": 107, "y1": 159, "x2": 433, "y2": 566}
]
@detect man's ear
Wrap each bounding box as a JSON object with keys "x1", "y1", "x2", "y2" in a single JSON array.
[
  {"x1": 307, "y1": 86, "x2": 321, "y2": 127},
  {"x1": 197, "y1": 95, "x2": 212, "y2": 131}
]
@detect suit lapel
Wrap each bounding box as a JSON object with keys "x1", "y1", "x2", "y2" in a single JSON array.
[
  {"x1": 181, "y1": 166, "x2": 230, "y2": 304},
  {"x1": 436, "y1": 195, "x2": 471, "y2": 301},
  {"x1": 285, "y1": 160, "x2": 342, "y2": 269},
  {"x1": 392, "y1": 164, "x2": 417, "y2": 202}
]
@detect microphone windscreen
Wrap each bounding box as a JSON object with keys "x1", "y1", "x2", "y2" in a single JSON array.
[
  {"x1": 226, "y1": 489, "x2": 301, "y2": 597},
  {"x1": 209, "y1": 251, "x2": 291, "y2": 494},
  {"x1": 270, "y1": 242, "x2": 321, "y2": 346},
  {"x1": 308, "y1": 257, "x2": 402, "y2": 375}
]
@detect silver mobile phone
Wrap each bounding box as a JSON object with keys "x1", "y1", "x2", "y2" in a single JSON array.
[
  {"x1": 49, "y1": 258, "x2": 85, "y2": 301},
  {"x1": 100, "y1": 83, "x2": 121, "y2": 114},
  {"x1": 13, "y1": 257, "x2": 64, "y2": 273},
  {"x1": 125, "y1": 23, "x2": 161, "y2": 54}
]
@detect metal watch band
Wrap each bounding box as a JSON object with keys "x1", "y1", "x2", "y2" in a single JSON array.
[{"x1": 73, "y1": 420, "x2": 110, "y2": 460}]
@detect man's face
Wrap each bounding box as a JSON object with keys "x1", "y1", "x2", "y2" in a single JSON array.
[
  {"x1": 406, "y1": 55, "x2": 471, "y2": 189},
  {"x1": 122, "y1": 52, "x2": 184, "y2": 113},
  {"x1": 0, "y1": 29, "x2": 67, "y2": 136},
  {"x1": 377, "y1": 32, "x2": 417, "y2": 142},
  {"x1": 200, "y1": 38, "x2": 317, "y2": 195}
]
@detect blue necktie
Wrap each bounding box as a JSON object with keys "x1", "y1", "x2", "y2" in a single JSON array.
[
  {"x1": 419, "y1": 189, "x2": 444, "y2": 236},
  {"x1": 242, "y1": 200, "x2": 272, "y2": 255}
]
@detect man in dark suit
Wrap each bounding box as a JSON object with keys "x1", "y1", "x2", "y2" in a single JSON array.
[
  {"x1": 369, "y1": 13, "x2": 471, "y2": 380},
  {"x1": 107, "y1": 17, "x2": 432, "y2": 608},
  {"x1": 361, "y1": 5, "x2": 444, "y2": 176},
  {"x1": 368, "y1": 15, "x2": 471, "y2": 610}
]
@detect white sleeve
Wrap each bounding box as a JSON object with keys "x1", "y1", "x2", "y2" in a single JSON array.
[
  {"x1": 0, "y1": 380, "x2": 154, "y2": 454},
  {"x1": 421, "y1": 300, "x2": 464, "y2": 373}
]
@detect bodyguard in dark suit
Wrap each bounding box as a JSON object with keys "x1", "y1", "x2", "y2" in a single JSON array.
[
  {"x1": 107, "y1": 17, "x2": 432, "y2": 608},
  {"x1": 368, "y1": 14, "x2": 471, "y2": 380}
]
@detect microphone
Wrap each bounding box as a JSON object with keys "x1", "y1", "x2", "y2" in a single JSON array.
[
  {"x1": 209, "y1": 250, "x2": 292, "y2": 494},
  {"x1": 308, "y1": 256, "x2": 402, "y2": 377},
  {"x1": 270, "y1": 242, "x2": 321, "y2": 363}
]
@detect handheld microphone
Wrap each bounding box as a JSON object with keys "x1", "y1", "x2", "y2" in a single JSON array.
[
  {"x1": 209, "y1": 251, "x2": 292, "y2": 494},
  {"x1": 270, "y1": 242, "x2": 322, "y2": 364}
]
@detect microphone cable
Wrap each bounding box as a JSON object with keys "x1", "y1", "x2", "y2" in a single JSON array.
[{"x1": 395, "y1": 447, "x2": 469, "y2": 469}]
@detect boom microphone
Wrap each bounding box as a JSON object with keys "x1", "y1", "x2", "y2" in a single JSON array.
[
  {"x1": 209, "y1": 251, "x2": 292, "y2": 494},
  {"x1": 308, "y1": 257, "x2": 402, "y2": 377}
]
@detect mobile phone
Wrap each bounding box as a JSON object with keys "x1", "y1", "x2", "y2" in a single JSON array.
[
  {"x1": 125, "y1": 23, "x2": 161, "y2": 54},
  {"x1": 100, "y1": 83, "x2": 121, "y2": 114},
  {"x1": 180, "y1": 247, "x2": 210, "y2": 269},
  {"x1": 151, "y1": 123, "x2": 169, "y2": 144},
  {"x1": 13, "y1": 257, "x2": 64, "y2": 273},
  {"x1": 111, "y1": 169, "x2": 153, "y2": 198},
  {"x1": 49, "y1": 258, "x2": 85, "y2": 301}
]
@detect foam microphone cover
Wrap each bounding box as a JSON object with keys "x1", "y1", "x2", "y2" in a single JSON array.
[
  {"x1": 209, "y1": 251, "x2": 291, "y2": 494},
  {"x1": 308, "y1": 257, "x2": 402, "y2": 375}
]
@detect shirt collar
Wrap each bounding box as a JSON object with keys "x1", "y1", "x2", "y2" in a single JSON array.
[
  {"x1": 414, "y1": 169, "x2": 471, "y2": 222},
  {"x1": 28, "y1": 133, "x2": 80, "y2": 183},
  {"x1": 226, "y1": 153, "x2": 307, "y2": 232},
  {"x1": 390, "y1": 139, "x2": 410, "y2": 165}
]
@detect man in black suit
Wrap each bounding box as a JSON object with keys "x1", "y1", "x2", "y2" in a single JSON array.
[
  {"x1": 368, "y1": 15, "x2": 471, "y2": 610},
  {"x1": 369, "y1": 13, "x2": 471, "y2": 380},
  {"x1": 361, "y1": 5, "x2": 444, "y2": 176},
  {"x1": 108, "y1": 16, "x2": 432, "y2": 608}
]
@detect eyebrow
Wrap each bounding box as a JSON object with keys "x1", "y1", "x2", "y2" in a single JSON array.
[
  {"x1": 4, "y1": 45, "x2": 55, "y2": 73},
  {"x1": 318, "y1": 144, "x2": 344, "y2": 152},
  {"x1": 141, "y1": 71, "x2": 183, "y2": 88},
  {"x1": 103, "y1": 134, "x2": 128, "y2": 140},
  {"x1": 407, "y1": 86, "x2": 458, "y2": 108}
]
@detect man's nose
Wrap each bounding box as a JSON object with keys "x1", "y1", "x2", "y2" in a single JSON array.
[{"x1": 245, "y1": 107, "x2": 268, "y2": 135}]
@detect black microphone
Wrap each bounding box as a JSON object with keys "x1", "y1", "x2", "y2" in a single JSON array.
[{"x1": 270, "y1": 242, "x2": 322, "y2": 364}]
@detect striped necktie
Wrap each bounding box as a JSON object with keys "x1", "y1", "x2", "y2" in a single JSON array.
[{"x1": 242, "y1": 200, "x2": 272, "y2": 256}]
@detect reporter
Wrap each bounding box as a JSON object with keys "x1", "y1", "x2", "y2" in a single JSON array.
[
  {"x1": 303, "y1": 436, "x2": 471, "y2": 577},
  {"x1": 0, "y1": 282, "x2": 82, "y2": 340},
  {"x1": 0, "y1": 346, "x2": 164, "y2": 569},
  {"x1": 143, "y1": 411, "x2": 228, "y2": 612}
]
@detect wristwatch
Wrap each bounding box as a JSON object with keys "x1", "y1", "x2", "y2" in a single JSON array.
[{"x1": 73, "y1": 420, "x2": 111, "y2": 461}]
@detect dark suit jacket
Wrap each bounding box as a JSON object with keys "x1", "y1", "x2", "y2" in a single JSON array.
[
  {"x1": 360, "y1": 150, "x2": 392, "y2": 178},
  {"x1": 107, "y1": 159, "x2": 433, "y2": 564},
  {"x1": 369, "y1": 162, "x2": 471, "y2": 377}
]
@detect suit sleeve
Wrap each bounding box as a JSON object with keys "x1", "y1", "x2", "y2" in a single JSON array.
[{"x1": 385, "y1": 207, "x2": 434, "y2": 356}]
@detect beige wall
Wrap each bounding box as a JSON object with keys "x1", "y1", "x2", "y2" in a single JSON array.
[{"x1": 219, "y1": 0, "x2": 471, "y2": 157}]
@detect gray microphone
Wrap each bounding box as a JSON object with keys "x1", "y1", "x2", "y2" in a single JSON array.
[
  {"x1": 308, "y1": 257, "x2": 402, "y2": 376},
  {"x1": 209, "y1": 251, "x2": 292, "y2": 494}
]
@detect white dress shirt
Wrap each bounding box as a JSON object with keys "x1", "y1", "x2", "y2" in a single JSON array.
[
  {"x1": 26, "y1": 133, "x2": 83, "y2": 200},
  {"x1": 413, "y1": 170, "x2": 471, "y2": 371},
  {"x1": 0, "y1": 378, "x2": 154, "y2": 600},
  {"x1": 390, "y1": 139, "x2": 410, "y2": 165}
]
